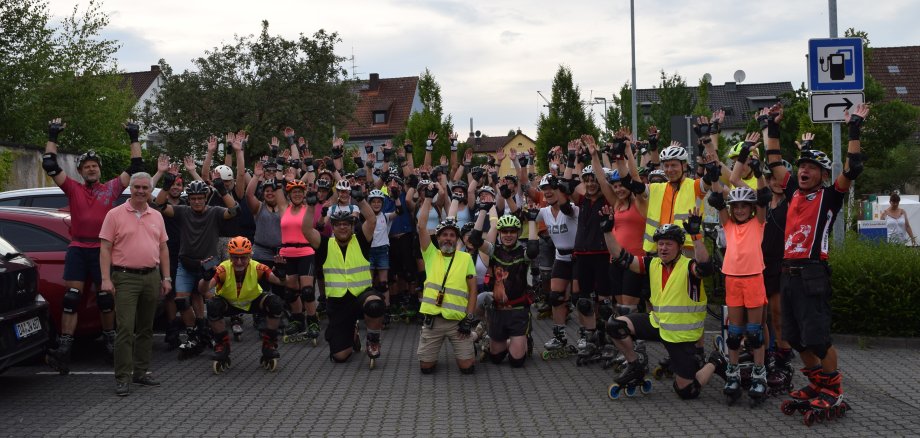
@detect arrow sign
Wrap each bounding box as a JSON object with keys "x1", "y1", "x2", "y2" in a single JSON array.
[{"x1": 810, "y1": 92, "x2": 864, "y2": 123}]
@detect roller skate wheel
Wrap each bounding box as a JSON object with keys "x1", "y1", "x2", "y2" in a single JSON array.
[
  {"x1": 802, "y1": 411, "x2": 816, "y2": 427},
  {"x1": 625, "y1": 384, "x2": 638, "y2": 397},
  {"x1": 652, "y1": 366, "x2": 665, "y2": 380},
  {"x1": 641, "y1": 379, "x2": 653, "y2": 394},
  {"x1": 369, "y1": 358, "x2": 376, "y2": 370},
  {"x1": 780, "y1": 400, "x2": 797, "y2": 415},
  {"x1": 607, "y1": 383, "x2": 622, "y2": 400},
  {"x1": 312, "y1": 338, "x2": 318, "y2": 347},
  {"x1": 212, "y1": 361, "x2": 223, "y2": 374},
  {"x1": 541, "y1": 351, "x2": 552, "y2": 361}
]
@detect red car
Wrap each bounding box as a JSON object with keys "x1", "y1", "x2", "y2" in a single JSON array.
[{"x1": 0, "y1": 207, "x2": 102, "y2": 337}]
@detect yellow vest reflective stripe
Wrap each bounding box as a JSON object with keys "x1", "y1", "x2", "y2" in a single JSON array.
[
  {"x1": 323, "y1": 237, "x2": 372, "y2": 298},
  {"x1": 644, "y1": 179, "x2": 699, "y2": 252},
  {"x1": 648, "y1": 256, "x2": 707, "y2": 343},
  {"x1": 217, "y1": 260, "x2": 261, "y2": 311},
  {"x1": 418, "y1": 250, "x2": 473, "y2": 320}
]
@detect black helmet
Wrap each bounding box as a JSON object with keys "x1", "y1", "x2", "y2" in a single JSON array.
[
  {"x1": 315, "y1": 179, "x2": 332, "y2": 190},
  {"x1": 460, "y1": 221, "x2": 475, "y2": 236},
  {"x1": 435, "y1": 219, "x2": 460, "y2": 236},
  {"x1": 329, "y1": 209, "x2": 356, "y2": 224},
  {"x1": 186, "y1": 180, "x2": 210, "y2": 195},
  {"x1": 653, "y1": 224, "x2": 686, "y2": 244},
  {"x1": 77, "y1": 150, "x2": 101, "y2": 168}
]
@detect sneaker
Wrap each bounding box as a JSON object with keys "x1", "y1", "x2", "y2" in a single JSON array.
[
  {"x1": 115, "y1": 381, "x2": 130, "y2": 396},
  {"x1": 132, "y1": 375, "x2": 161, "y2": 387}
]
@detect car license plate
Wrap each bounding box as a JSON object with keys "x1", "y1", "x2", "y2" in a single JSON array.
[{"x1": 15, "y1": 317, "x2": 41, "y2": 340}]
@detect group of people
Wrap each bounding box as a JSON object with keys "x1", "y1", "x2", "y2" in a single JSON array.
[{"x1": 38, "y1": 100, "x2": 869, "y2": 421}]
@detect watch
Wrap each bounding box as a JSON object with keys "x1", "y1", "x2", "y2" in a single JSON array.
[{"x1": 162, "y1": 277, "x2": 172, "y2": 283}]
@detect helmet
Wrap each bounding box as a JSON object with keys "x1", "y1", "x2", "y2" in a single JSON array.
[
  {"x1": 335, "y1": 180, "x2": 351, "y2": 191},
  {"x1": 539, "y1": 173, "x2": 556, "y2": 189},
  {"x1": 417, "y1": 179, "x2": 432, "y2": 190},
  {"x1": 797, "y1": 149, "x2": 832, "y2": 171},
  {"x1": 502, "y1": 174, "x2": 518, "y2": 184},
  {"x1": 607, "y1": 169, "x2": 621, "y2": 183},
  {"x1": 763, "y1": 159, "x2": 793, "y2": 176},
  {"x1": 496, "y1": 215, "x2": 522, "y2": 231},
  {"x1": 653, "y1": 223, "x2": 686, "y2": 243},
  {"x1": 215, "y1": 165, "x2": 234, "y2": 181},
  {"x1": 727, "y1": 142, "x2": 745, "y2": 159},
  {"x1": 648, "y1": 169, "x2": 667, "y2": 182},
  {"x1": 227, "y1": 236, "x2": 252, "y2": 255},
  {"x1": 186, "y1": 180, "x2": 210, "y2": 195},
  {"x1": 286, "y1": 179, "x2": 307, "y2": 192},
  {"x1": 460, "y1": 221, "x2": 476, "y2": 237},
  {"x1": 581, "y1": 165, "x2": 595, "y2": 177},
  {"x1": 477, "y1": 186, "x2": 496, "y2": 197},
  {"x1": 449, "y1": 181, "x2": 468, "y2": 193},
  {"x1": 659, "y1": 145, "x2": 688, "y2": 162},
  {"x1": 368, "y1": 189, "x2": 386, "y2": 200},
  {"x1": 262, "y1": 178, "x2": 282, "y2": 191},
  {"x1": 315, "y1": 178, "x2": 331, "y2": 190},
  {"x1": 435, "y1": 219, "x2": 460, "y2": 236},
  {"x1": 727, "y1": 186, "x2": 757, "y2": 204},
  {"x1": 329, "y1": 209, "x2": 356, "y2": 224},
  {"x1": 77, "y1": 150, "x2": 101, "y2": 168},
  {"x1": 638, "y1": 167, "x2": 651, "y2": 177}
]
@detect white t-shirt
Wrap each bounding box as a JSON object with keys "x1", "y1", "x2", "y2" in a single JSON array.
[
  {"x1": 539, "y1": 205, "x2": 579, "y2": 261},
  {"x1": 371, "y1": 212, "x2": 392, "y2": 248}
]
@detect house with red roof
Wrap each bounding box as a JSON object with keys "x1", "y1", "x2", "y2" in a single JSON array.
[{"x1": 342, "y1": 73, "x2": 423, "y2": 156}]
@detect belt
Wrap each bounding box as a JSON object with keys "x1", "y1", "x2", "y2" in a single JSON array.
[{"x1": 112, "y1": 265, "x2": 157, "y2": 275}]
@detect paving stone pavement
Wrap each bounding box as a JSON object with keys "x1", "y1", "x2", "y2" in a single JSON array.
[{"x1": 1, "y1": 313, "x2": 918, "y2": 437}]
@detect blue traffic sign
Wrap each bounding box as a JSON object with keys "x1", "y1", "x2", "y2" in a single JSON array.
[{"x1": 808, "y1": 38, "x2": 864, "y2": 92}]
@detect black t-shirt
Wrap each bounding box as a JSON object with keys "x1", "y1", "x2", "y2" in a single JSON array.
[
  {"x1": 315, "y1": 231, "x2": 372, "y2": 266},
  {"x1": 490, "y1": 243, "x2": 528, "y2": 300},
  {"x1": 209, "y1": 189, "x2": 255, "y2": 240},
  {"x1": 575, "y1": 195, "x2": 609, "y2": 253},
  {"x1": 762, "y1": 198, "x2": 788, "y2": 264}
]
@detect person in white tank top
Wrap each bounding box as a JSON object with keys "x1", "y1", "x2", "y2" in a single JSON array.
[{"x1": 880, "y1": 193, "x2": 916, "y2": 245}]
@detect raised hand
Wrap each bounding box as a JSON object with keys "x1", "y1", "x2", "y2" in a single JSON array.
[
  {"x1": 157, "y1": 154, "x2": 170, "y2": 173},
  {"x1": 207, "y1": 135, "x2": 219, "y2": 153},
  {"x1": 795, "y1": 132, "x2": 816, "y2": 151},
  {"x1": 283, "y1": 127, "x2": 296, "y2": 145},
  {"x1": 683, "y1": 207, "x2": 703, "y2": 235},
  {"x1": 183, "y1": 155, "x2": 197, "y2": 172},
  {"x1": 254, "y1": 160, "x2": 264, "y2": 179},
  {"x1": 124, "y1": 120, "x2": 140, "y2": 143},
  {"x1": 270, "y1": 136, "x2": 280, "y2": 156},
  {"x1": 48, "y1": 118, "x2": 66, "y2": 143}
]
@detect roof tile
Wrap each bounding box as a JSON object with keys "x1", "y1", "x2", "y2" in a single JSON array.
[{"x1": 342, "y1": 76, "x2": 419, "y2": 140}]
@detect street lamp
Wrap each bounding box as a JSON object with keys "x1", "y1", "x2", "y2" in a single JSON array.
[{"x1": 594, "y1": 97, "x2": 608, "y2": 135}]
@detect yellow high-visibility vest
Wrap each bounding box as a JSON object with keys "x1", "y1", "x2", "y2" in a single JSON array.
[
  {"x1": 648, "y1": 256, "x2": 707, "y2": 343},
  {"x1": 644, "y1": 178, "x2": 699, "y2": 252},
  {"x1": 217, "y1": 260, "x2": 262, "y2": 311},
  {"x1": 418, "y1": 250, "x2": 474, "y2": 321},
  {"x1": 324, "y1": 237, "x2": 372, "y2": 298}
]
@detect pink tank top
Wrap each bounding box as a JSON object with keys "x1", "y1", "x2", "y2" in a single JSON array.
[
  {"x1": 614, "y1": 201, "x2": 646, "y2": 256},
  {"x1": 279, "y1": 204, "x2": 315, "y2": 257},
  {"x1": 721, "y1": 219, "x2": 764, "y2": 276}
]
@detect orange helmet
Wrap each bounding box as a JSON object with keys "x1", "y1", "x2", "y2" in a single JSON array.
[
  {"x1": 286, "y1": 179, "x2": 307, "y2": 192},
  {"x1": 227, "y1": 236, "x2": 252, "y2": 255}
]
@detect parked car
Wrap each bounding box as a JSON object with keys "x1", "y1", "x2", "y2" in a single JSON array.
[
  {"x1": 0, "y1": 207, "x2": 102, "y2": 337},
  {"x1": 0, "y1": 186, "x2": 153, "y2": 209},
  {"x1": 0, "y1": 235, "x2": 51, "y2": 373}
]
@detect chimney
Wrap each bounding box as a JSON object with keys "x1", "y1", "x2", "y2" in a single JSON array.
[
  {"x1": 369, "y1": 73, "x2": 380, "y2": 91},
  {"x1": 724, "y1": 82, "x2": 736, "y2": 92},
  {"x1": 151, "y1": 65, "x2": 161, "y2": 72}
]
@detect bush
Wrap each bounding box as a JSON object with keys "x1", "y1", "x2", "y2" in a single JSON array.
[{"x1": 829, "y1": 234, "x2": 920, "y2": 337}]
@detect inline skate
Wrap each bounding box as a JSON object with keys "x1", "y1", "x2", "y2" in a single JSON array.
[
  {"x1": 541, "y1": 326, "x2": 576, "y2": 360},
  {"x1": 260, "y1": 329, "x2": 280, "y2": 371},
  {"x1": 608, "y1": 350, "x2": 652, "y2": 399},
  {"x1": 45, "y1": 334, "x2": 74, "y2": 375},
  {"x1": 366, "y1": 331, "x2": 381, "y2": 369},
  {"x1": 211, "y1": 331, "x2": 231, "y2": 374}
]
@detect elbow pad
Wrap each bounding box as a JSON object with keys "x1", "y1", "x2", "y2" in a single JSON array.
[
  {"x1": 843, "y1": 153, "x2": 864, "y2": 180},
  {"x1": 226, "y1": 202, "x2": 240, "y2": 217},
  {"x1": 526, "y1": 240, "x2": 539, "y2": 260},
  {"x1": 126, "y1": 157, "x2": 144, "y2": 175},
  {"x1": 155, "y1": 202, "x2": 168, "y2": 212},
  {"x1": 468, "y1": 229, "x2": 484, "y2": 250},
  {"x1": 621, "y1": 175, "x2": 645, "y2": 194},
  {"x1": 695, "y1": 261, "x2": 715, "y2": 277},
  {"x1": 613, "y1": 249, "x2": 635, "y2": 270},
  {"x1": 707, "y1": 191, "x2": 726, "y2": 211},
  {"x1": 42, "y1": 153, "x2": 63, "y2": 176},
  {"x1": 756, "y1": 187, "x2": 772, "y2": 208}
]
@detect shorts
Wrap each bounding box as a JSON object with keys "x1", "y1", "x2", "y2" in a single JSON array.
[
  {"x1": 370, "y1": 245, "x2": 390, "y2": 270},
  {"x1": 763, "y1": 262, "x2": 782, "y2": 296},
  {"x1": 416, "y1": 315, "x2": 475, "y2": 362},
  {"x1": 63, "y1": 246, "x2": 102, "y2": 285},
  {"x1": 781, "y1": 262, "x2": 832, "y2": 351},
  {"x1": 175, "y1": 264, "x2": 204, "y2": 295},
  {"x1": 388, "y1": 234, "x2": 416, "y2": 280},
  {"x1": 609, "y1": 262, "x2": 643, "y2": 298},
  {"x1": 725, "y1": 274, "x2": 768, "y2": 308},
  {"x1": 487, "y1": 307, "x2": 530, "y2": 342},
  {"x1": 626, "y1": 313, "x2": 700, "y2": 380},
  {"x1": 283, "y1": 254, "x2": 315, "y2": 277},
  {"x1": 575, "y1": 253, "x2": 612, "y2": 297},
  {"x1": 536, "y1": 235, "x2": 556, "y2": 271},
  {"x1": 325, "y1": 289, "x2": 379, "y2": 355},
  {"x1": 550, "y1": 259, "x2": 574, "y2": 280},
  {"x1": 209, "y1": 293, "x2": 273, "y2": 318}
]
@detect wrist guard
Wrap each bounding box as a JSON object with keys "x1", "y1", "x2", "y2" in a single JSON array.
[
  {"x1": 354, "y1": 157, "x2": 364, "y2": 168},
  {"x1": 364, "y1": 143, "x2": 374, "y2": 154},
  {"x1": 613, "y1": 248, "x2": 634, "y2": 269},
  {"x1": 450, "y1": 140, "x2": 458, "y2": 151},
  {"x1": 425, "y1": 139, "x2": 434, "y2": 152},
  {"x1": 305, "y1": 191, "x2": 319, "y2": 206},
  {"x1": 599, "y1": 215, "x2": 614, "y2": 233},
  {"x1": 404, "y1": 143, "x2": 413, "y2": 155},
  {"x1": 331, "y1": 147, "x2": 344, "y2": 160},
  {"x1": 622, "y1": 174, "x2": 645, "y2": 194},
  {"x1": 708, "y1": 191, "x2": 726, "y2": 210},
  {"x1": 286, "y1": 135, "x2": 297, "y2": 146},
  {"x1": 125, "y1": 122, "x2": 140, "y2": 143},
  {"x1": 212, "y1": 178, "x2": 228, "y2": 196},
  {"x1": 383, "y1": 149, "x2": 394, "y2": 162},
  {"x1": 499, "y1": 185, "x2": 512, "y2": 199},
  {"x1": 756, "y1": 187, "x2": 772, "y2": 208},
  {"x1": 566, "y1": 152, "x2": 577, "y2": 169},
  {"x1": 648, "y1": 136, "x2": 659, "y2": 151},
  {"x1": 693, "y1": 123, "x2": 712, "y2": 137},
  {"x1": 350, "y1": 186, "x2": 366, "y2": 202},
  {"x1": 847, "y1": 114, "x2": 865, "y2": 141},
  {"x1": 48, "y1": 122, "x2": 65, "y2": 143}
]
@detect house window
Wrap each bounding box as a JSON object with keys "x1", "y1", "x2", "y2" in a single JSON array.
[
  {"x1": 373, "y1": 111, "x2": 387, "y2": 124},
  {"x1": 895, "y1": 86, "x2": 908, "y2": 95},
  {"x1": 888, "y1": 65, "x2": 900, "y2": 74}
]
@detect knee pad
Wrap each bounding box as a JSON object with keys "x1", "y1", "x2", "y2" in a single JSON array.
[
  {"x1": 63, "y1": 288, "x2": 81, "y2": 314},
  {"x1": 605, "y1": 317, "x2": 631, "y2": 340},
  {"x1": 808, "y1": 343, "x2": 830, "y2": 360},
  {"x1": 420, "y1": 366, "x2": 436, "y2": 375},
  {"x1": 576, "y1": 297, "x2": 594, "y2": 316},
  {"x1": 95, "y1": 290, "x2": 114, "y2": 313},
  {"x1": 616, "y1": 305, "x2": 637, "y2": 316},
  {"x1": 206, "y1": 297, "x2": 228, "y2": 321},
  {"x1": 489, "y1": 350, "x2": 508, "y2": 365},
  {"x1": 548, "y1": 291, "x2": 567, "y2": 307},
  {"x1": 264, "y1": 294, "x2": 285, "y2": 318},
  {"x1": 300, "y1": 286, "x2": 316, "y2": 303},
  {"x1": 744, "y1": 323, "x2": 764, "y2": 350},
  {"x1": 174, "y1": 296, "x2": 190, "y2": 311},
  {"x1": 459, "y1": 365, "x2": 475, "y2": 375},
  {"x1": 597, "y1": 299, "x2": 614, "y2": 321},
  {"x1": 673, "y1": 379, "x2": 702, "y2": 400},
  {"x1": 363, "y1": 298, "x2": 386, "y2": 318},
  {"x1": 509, "y1": 355, "x2": 526, "y2": 368},
  {"x1": 284, "y1": 288, "x2": 300, "y2": 304},
  {"x1": 726, "y1": 324, "x2": 744, "y2": 351}
]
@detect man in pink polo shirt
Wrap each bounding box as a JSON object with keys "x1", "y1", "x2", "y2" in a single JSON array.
[
  {"x1": 42, "y1": 117, "x2": 145, "y2": 372},
  {"x1": 99, "y1": 172, "x2": 170, "y2": 397}
]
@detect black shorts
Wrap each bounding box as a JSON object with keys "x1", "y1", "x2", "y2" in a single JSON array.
[
  {"x1": 283, "y1": 254, "x2": 315, "y2": 277},
  {"x1": 211, "y1": 293, "x2": 272, "y2": 318},
  {"x1": 763, "y1": 261, "x2": 782, "y2": 296},
  {"x1": 487, "y1": 307, "x2": 530, "y2": 342},
  {"x1": 626, "y1": 313, "x2": 700, "y2": 380},
  {"x1": 574, "y1": 253, "x2": 613, "y2": 297},
  {"x1": 325, "y1": 290, "x2": 378, "y2": 354},
  {"x1": 609, "y1": 262, "x2": 643, "y2": 298},
  {"x1": 63, "y1": 246, "x2": 102, "y2": 285},
  {"x1": 550, "y1": 259, "x2": 574, "y2": 281},
  {"x1": 781, "y1": 262, "x2": 832, "y2": 350},
  {"x1": 388, "y1": 233, "x2": 416, "y2": 280}
]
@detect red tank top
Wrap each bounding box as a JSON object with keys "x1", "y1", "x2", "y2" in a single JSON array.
[
  {"x1": 614, "y1": 201, "x2": 646, "y2": 256},
  {"x1": 279, "y1": 204, "x2": 314, "y2": 257}
]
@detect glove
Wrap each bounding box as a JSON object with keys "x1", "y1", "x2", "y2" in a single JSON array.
[
  {"x1": 364, "y1": 143, "x2": 374, "y2": 154},
  {"x1": 499, "y1": 185, "x2": 512, "y2": 199},
  {"x1": 711, "y1": 119, "x2": 721, "y2": 134},
  {"x1": 736, "y1": 141, "x2": 753, "y2": 165},
  {"x1": 471, "y1": 166, "x2": 485, "y2": 181},
  {"x1": 457, "y1": 315, "x2": 474, "y2": 336},
  {"x1": 748, "y1": 156, "x2": 763, "y2": 178},
  {"x1": 212, "y1": 178, "x2": 228, "y2": 196},
  {"x1": 566, "y1": 151, "x2": 577, "y2": 168},
  {"x1": 404, "y1": 143, "x2": 414, "y2": 155},
  {"x1": 350, "y1": 185, "x2": 365, "y2": 202},
  {"x1": 321, "y1": 206, "x2": 329, "y2": 217},
  {"x1": 799, "y1": 139, "x2": 813, "y2": 151},
  {"x1": 269, "y1": 144, "x2": 279, "y2": 158},
  {"x1": 708, "y1": 191, "x2": 726, "y2": 210},
  {"x1": 125, "y1": 122, "x2": 140, "y2": 143},
  {"x1": 477, "y1": 201, "x2": 494, "y2": 212},
  {"x1": 424, "y1": 184, "x2": 438, "y2": 199},
  {"x1": 612, "y1": 138, "x2": 627, "y2": 156},
  {"x1": 518, "y1": 155, "x2": 528, "y2": 167},
  {"x1": 354, "y1": 156, "x2": 364, "y2": 168},
  {"x1": 847, "y1": 113, "x2": 865, "y2": 141},
  {"x1": 48, "y1": 120, "x2": 65, "y2": 143},
  {"x1": 599, "y1": 213, "x2": 615, "y2": 233},
  {"x1": 288, "y1": 158, "x2": 301, "y2": 169},
  {"x1": 526, "y1": 208, "x2": 539, "y2": 221},
  {"x1": 425, "y1": 139, "x2": 434, "y2": 152},
  {"x1": 305, "y1": 191, "x2": 319, "y2": 206},
  {"x1": 693, "y1": 122, "x2": 712, "y2": 137},
  {"x1": 683, "y1": 213, "x2": 702, "y2": 236},
  {"x1": 276, "y1": 156, "x2": 287, "y2": 167},
  {"x1": 579, "y1": 151, "x2": 591, "y2": 165},
  {"x1": 303, "y1": 157, "x2": 314, "y2": 169},
  {"x1": 450, "y1": 140, "x2": 458, "y2": 152},
  {"x1": 163, "y1": 172, "x2": 176, "y2": 189},
  {"x1": 757, "y1": 114, "x2": 770, "y2": 131},
  {"x1": 647, "y1": 132, "x2": 659, "y2": 151},
  {"x1": 331, "y1": 146, "x2": 344, "y2": 160}
]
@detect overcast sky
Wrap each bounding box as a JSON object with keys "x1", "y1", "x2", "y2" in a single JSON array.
[{"x1": 48, "y1": 0, "x2": 920, "y2": 138}]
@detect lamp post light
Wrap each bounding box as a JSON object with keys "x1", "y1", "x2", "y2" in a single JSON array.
[{"x1": 595, "y1": 97, "x2": 608, "y2": 136}]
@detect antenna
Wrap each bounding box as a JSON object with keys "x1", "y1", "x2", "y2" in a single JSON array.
[
  {"x1": 702, "y1": 73, "x2": 712, "y2": 83},
  {"x1": 350, "y1": 47, "x2": 362, "y2": 81},
  {"x1": 733, "y1": 70, "x2": 746, "y2": 83}
]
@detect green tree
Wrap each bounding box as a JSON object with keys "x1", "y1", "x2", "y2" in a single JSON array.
[
  {"x1": 142, "y1": 21, "x2": 355, "y2": 164},
  {"x1": 647, "y1": 70, "x2": 695, "y2": 145},
  {"x1": 535, "y1": 65, "x2": 599, "y2": 173},
  {"x1": 393, "y1": 68, "x2": 454, "y2": 167}
]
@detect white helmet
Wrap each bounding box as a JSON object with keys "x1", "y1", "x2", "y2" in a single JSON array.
[
  {"x1": 368, "y1": 189, "x2": 386, "y2": 200},
  {"x1": 335, "y1": 180, "x2": 350, "y2": 191},
  {"x1": 648, "y1": 169, "x2": 667, "y2": 182},
  {"x1": 659, "y1": 145, "x2": 688, "y2": 162},
  {"x1": 215, "y1": 165, "x2": 234, "y2": 181},
  {"x1": 539, "y1": 173, "x2": 556, "y2": 189},
  {"x1": 727, "y1": 186, "x2": 757, "y2": 204},
  {"x1": 581, "y1": 165, "x2": 594, "y2": 176}
]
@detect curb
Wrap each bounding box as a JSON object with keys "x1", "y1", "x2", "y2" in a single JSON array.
[{"x1": 832, "y1": 333, "x2": 920, "y2": 349}]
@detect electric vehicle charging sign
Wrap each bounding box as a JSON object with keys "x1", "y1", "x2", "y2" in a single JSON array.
[{"x1": 808, "y1": 38, "x2": 864, "y2": 92}]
